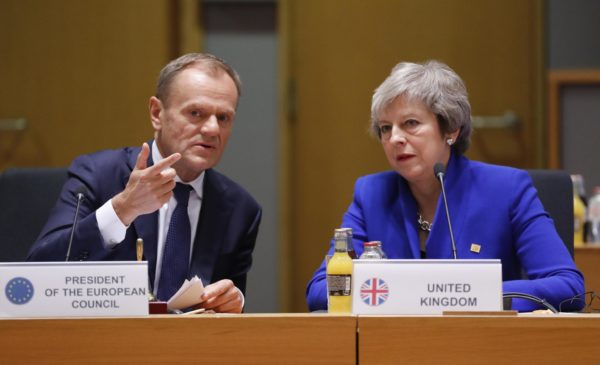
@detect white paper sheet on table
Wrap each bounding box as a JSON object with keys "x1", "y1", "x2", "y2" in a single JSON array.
[{"x1": 167, "y1": 275, "x2": 205, "y2": 310}]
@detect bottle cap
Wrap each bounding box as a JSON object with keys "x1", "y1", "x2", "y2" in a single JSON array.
[
  {"x1": 364, "y1": 241, "x2": 378, "y2": 247},
  {"x1": 340, "y1": 227, "x2": 353, "y2": 237},
  {"x1": 334, "y1": 227, "x2": 348, "y2": 238}
]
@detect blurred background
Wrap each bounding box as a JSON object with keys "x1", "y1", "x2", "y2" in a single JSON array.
[{"x1": 1, "y1": 0, "x2": 599, "y2": 312}]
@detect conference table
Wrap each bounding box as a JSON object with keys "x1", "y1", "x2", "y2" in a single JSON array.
[
  {"x1": 2, "y1": 247, "x2": 599, "y2": 364},
  {"x1": 359, "y1": 313, "x2": 600, "y2": 364},
  {"x1": 1, "y1": 313, "x2": 599, "y2": 364},
  {"x1": 575, "y1": 245, "x2": 600, "y2": 294},
  {"x1": 0, "y1": 314, "x2": 355, "y2": 364}
]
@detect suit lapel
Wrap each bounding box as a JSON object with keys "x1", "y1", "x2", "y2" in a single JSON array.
[
  {"x1": 189, "y1": 169, "x2": 232, "y2": 285},
  {"x1": 134, "y1": 213, "x2": 159, "y2": 287},
  {"x1": 395, "y1": 177, "x2": 421, "y2": 259},
  {"x1": 427, "y1": 154, "x2": 471, "y2": 258},
  {"x1": 129, "y1": 140, "x2": 159, "y2": 288}
]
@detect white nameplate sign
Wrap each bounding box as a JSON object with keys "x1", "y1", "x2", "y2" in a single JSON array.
[
  {"x1": 0, "y1": 261, "x2": 149, "y2": 318},
  {"x1": 352, "y1": 259, "x2": 502, "y2": 314}
]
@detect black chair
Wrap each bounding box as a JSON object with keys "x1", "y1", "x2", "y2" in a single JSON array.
[
  {"x1": 527, "y1": 169, "x2": 574, "y2": 258},
  {"x1": 0, "y1": 167, "x2": 68, "y2": 261}
]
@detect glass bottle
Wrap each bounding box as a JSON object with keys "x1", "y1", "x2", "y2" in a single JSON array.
[
  {"x1": 375, "y1": 241, "x2": 387, "y2": 259},
  {"x1": 571, "y1": 175, "x2": 586, "y2": 247},
  {"x1": 327, "y1": 229, "x2": 353, "y2": 313},
  {"x1": 338, "y1": 227, "x2": 357, "y2": 259},
  {"x1": 587, "y1": 187, "x2": 600, "y2": 244},
  {"x1": 359, "y1": 241, "x2": 383, "y2": 259}
]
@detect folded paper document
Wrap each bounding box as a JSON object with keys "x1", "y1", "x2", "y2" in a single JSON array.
[{"x1": 167, "y1": 275, "x2": 205, "y2": 310}]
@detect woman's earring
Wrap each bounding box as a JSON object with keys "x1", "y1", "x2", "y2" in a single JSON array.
[{"x1": 446, "y1": 138, "x2": 454, "y2": 146}]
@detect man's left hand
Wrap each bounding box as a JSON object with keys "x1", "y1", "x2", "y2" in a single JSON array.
[{"x1": 200, "y1": 279, "x2": 243, "y2": 313}]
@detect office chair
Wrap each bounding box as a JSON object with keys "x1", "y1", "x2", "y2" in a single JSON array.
[
  {"x1": 527, "y1": 169, "x2": 574, "y2": 258},
  {"x1": 0, "y1": 167, "x2": 68, "y2": 261}
]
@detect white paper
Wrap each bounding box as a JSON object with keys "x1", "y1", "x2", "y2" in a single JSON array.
[{"x1": 167, "y1": 275, "x2": 205, "y2": 310}]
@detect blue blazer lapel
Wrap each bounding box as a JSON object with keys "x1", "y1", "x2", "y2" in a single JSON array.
[
  {"x1": 189, "y1": 169, "x2": 232, "y2": 285},
  {"x1": 395, "y1": 178, "x2": 421, "y2": 259},
  {"x1": 427, "y1": 154, "x2": 471, "y2": 258}
]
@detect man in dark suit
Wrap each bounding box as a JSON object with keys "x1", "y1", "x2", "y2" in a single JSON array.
[{"x1": 27, "y1": 53, "x2": 261, "y2": 313}]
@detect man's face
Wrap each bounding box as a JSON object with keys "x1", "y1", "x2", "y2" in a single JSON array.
[{"x1": 150, "y1": 66, "x2": 238, "y2": 182}]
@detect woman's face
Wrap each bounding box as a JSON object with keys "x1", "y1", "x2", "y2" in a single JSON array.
[{"x1": 377, "y1": 95, "x2": 458, "y2": 184}]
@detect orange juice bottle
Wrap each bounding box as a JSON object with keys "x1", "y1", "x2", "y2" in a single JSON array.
[
  {"x1": 327, "y1": 229, "x2": 353, "y2": 313},
  {"x1": 574, "y1": 193, "x2": 586, "y2": 246},
  {"x1": 571, "y1": 174, "x2": 587, "y2": 246}
]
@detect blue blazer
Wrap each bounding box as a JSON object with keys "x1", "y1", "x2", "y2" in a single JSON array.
[
  {"x1": 306, "y1": 154, "x2": 584, "y2": 312},
  {"x1": 27, "y1": 142, "x2": 262, "y2": 294}
]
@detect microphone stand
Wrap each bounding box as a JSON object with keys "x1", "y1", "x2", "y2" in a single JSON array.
[
  {"x1": 65, "y1": 192, "x2": 84, "y2": 261},
  {"x1": 435, "y1": 163, "x2": 458, "y2": 259}
]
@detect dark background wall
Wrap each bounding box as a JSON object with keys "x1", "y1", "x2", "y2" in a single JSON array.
[
  {"x1": 548, "y1": 0, "x2": 600, "y2": 68},
  {"x1": 548, "y1": 0, "x2": 600, "y2": 193}
]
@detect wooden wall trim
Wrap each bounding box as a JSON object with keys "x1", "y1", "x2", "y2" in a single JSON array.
[
  {"x1": 547, "y1": 70, "x2": 600, "y2": 168},
  {"x1": 278, "y1": 0, "x2": 292, "y2": 312}
]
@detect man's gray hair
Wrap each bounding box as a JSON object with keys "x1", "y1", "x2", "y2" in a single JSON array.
[{"x1": 155, "y1": 53, "x2": 242, "y2": 106}]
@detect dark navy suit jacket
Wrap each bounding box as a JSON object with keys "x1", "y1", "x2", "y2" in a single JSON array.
[
  {"x1": 306, "y1": 153, "x2": 584, "y2": 312},
  {"x1": 27, "y1": 142, "x2": 262, "y2": 295}
]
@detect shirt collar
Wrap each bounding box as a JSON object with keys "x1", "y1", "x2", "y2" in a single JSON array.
[{"x1": 152, "y1": 141, "x2": 204, "y2": 199}]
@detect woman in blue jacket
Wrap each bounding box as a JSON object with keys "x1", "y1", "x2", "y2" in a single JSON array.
[{"x1": 306, "y1": 60, "x2": 584, "y2": 312}]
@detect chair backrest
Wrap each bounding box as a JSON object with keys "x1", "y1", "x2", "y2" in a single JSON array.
[
  {"x1": 527, "y1": 169, "x2": 574, "y2": 258},
  {"x1": 0, "y1": 167, "x2": 68, "y2": 261}
]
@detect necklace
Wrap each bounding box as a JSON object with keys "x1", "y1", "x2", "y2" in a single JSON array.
[{"x1": 417, "y1": 213, "x2": 432, "y2": 232}]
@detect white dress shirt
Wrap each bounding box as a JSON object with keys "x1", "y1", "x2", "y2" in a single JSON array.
[
  {"x1": 95, "y1": 143, "x2": 245, "y2": 307},
  {"x1": 96, "y1": 143, "x2": 204, "y2": 295}
]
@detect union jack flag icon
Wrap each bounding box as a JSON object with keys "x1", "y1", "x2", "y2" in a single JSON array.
[{"x1": 360, "y1": 277, "x2": 389, "y2": 306}]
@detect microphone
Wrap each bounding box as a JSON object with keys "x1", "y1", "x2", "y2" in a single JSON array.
[
  {"x1": 434, "y1": 163, "x2": 458, "y2": 259},
  {"x1": 65, "y1": 186, "x2": 87, "y2": 261}
]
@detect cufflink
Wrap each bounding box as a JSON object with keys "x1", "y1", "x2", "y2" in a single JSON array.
[{"x1": 470, "y1": 243, "x2": 481, "y2": 253}]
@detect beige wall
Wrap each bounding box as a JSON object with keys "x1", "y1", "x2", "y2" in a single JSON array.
[{"x1": 0, "y1": 0, "x2": 174, "y2": 169}]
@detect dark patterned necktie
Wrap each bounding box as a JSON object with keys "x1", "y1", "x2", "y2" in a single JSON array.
[{"x1": 157, "y1": 183, "x2": 192, "y2": 301}]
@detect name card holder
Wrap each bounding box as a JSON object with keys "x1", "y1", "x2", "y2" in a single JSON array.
[
  {"x1": 0, "y1": 261, "x2": 149, "y2": 318},
  {"x1": 352, "y1": 259, "x2": 502, "y2": 315}
]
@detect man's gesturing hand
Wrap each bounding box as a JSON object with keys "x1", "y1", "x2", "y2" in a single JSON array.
[{"x1": 113, "y1": 142, "x2": 181, "y2": 226}]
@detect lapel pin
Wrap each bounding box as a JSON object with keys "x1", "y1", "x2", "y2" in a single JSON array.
[{"x1": 470, "y1": 243, "x2": 481, "y2": 253}]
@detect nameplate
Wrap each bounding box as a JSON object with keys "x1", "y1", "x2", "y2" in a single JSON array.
[
  {"x1": 352, "y1": 259, "x2": 502, "y2": 314},
  {"x1": 0, "y1": 261, "x2": 149, "y2": 318}
]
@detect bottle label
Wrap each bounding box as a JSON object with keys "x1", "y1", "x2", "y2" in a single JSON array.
[{"x1": 327, "y1": 274, "x2": 352, "y2": 296}]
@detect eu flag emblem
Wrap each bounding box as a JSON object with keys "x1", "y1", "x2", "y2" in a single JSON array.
[
  {"x1": 5, "y1": 277, "x2": 34, "y2": 305},
  {"x1": 360, "y1": 277, "x2": 389, "y2": 306}
]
